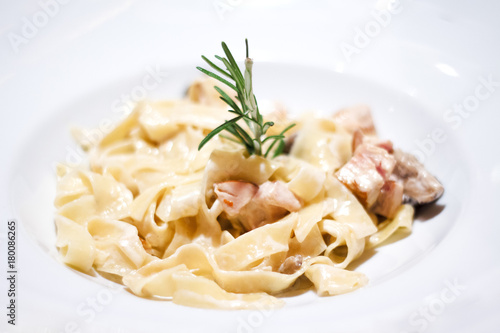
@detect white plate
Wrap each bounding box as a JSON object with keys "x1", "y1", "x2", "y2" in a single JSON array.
[{"x1": 1, "y1": 1, "x2": 500, "y2": 332}]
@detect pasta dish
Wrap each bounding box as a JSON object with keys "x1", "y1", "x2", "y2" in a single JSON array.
[{"x1": 53, "y1": 41, "x2": 444, "y2": 309}]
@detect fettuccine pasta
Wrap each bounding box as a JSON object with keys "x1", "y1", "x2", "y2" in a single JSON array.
[{"x1": 54, "y1": 78, "x2": 430, "y2": 309}]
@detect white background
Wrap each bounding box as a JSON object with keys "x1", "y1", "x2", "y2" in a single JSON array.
[{"x1": 1, "y1": 1, "x2": 500, "y2": 332}]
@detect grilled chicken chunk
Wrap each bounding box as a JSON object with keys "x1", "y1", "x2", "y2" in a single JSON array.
[
  {"x1": 352, "y1": 129, "x2": 393, "y2": 153},
  {"x1": 336, "y1": 143, "x2": 396, "y2": 208},
  {"x1": 214, "y1": 180, "x2": 302, "y2": 231},
  {"x1": 214, "y1": 181, "x2": 259, "y2": 216},
  {"x1": 392, "y1": 149, "x2": 444, "y2": 205},
  {"x1": 371, "y1": 180, "x2": 404, "y2": 218},
  {"x1": 333, "y1": 102, "x2": 444, "y2": 218}
]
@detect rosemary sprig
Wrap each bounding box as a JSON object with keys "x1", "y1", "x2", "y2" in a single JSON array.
[{"x1": 197, "y1": 39, "x2": 295, "y2": 158}]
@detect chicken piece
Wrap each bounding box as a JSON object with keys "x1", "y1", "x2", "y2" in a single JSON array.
[
  {"x1": 214, "y1": 180, "x2": 302, "y2": 231},
  {"x1": 371, "y1": 180, "x2": 404, "y2": 218},
  {"x1": 352, "y1": 129, "x2": 364, "y2": 153},
  {"x1": 332, "y1": 105, "x2": 377, "y2": 135},
  {"x1": 392, "y1": 149, "x2": 444, "y2": 205},
  {"x1": 349, "y1": 130, "x2": 400, "y2": 218},
  {"x1": 214, "y1": 181, "x2": 259, "y2": 216},
  {"x1": 254, "y1": 181, "x2": 302, "y2": 212},
  {"x1": 244, "y1": 181, "x2": 302, "y2": 229},
  {"x1": 278, "y1": 255, "x2": 303, "y2": 274},
  {"x1": 336, "y1": 143, "x2": 396, "y2": 207},
  {"x1": 352, "y1": 129, "x2": 393, "y2": 153}
]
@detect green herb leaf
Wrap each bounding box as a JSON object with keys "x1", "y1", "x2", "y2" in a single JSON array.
[
  {"x1": 272, "y1": 140, "x2": 286, "y2": 158},
  {"x1": 264, "y1": 123, "x2": 296, "y2": 158},
  {"x1": 198, "y1": 115, "x2": 243, "y2": 150},
  {"x1": 196, "y1": 67, "x2": 236, "y2": 91},
  {"x1": 197, "y1": 40, "x2": 295, "y2": 158},
  {"x1": 201, "y1": 56, "x2": 232, "y2": 79},
  {"x1": 214, "y1": 86, "x2": 242, "y2": 114}
]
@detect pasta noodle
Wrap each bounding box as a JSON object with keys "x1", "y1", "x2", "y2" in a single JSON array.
[{"x1": 53, "y1": 79, "x2": 423, "y2": 309}]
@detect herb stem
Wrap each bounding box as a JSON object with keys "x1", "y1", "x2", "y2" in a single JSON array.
[{"x1": 197, "y1": 39, "x2": 295, "y2": 158}]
